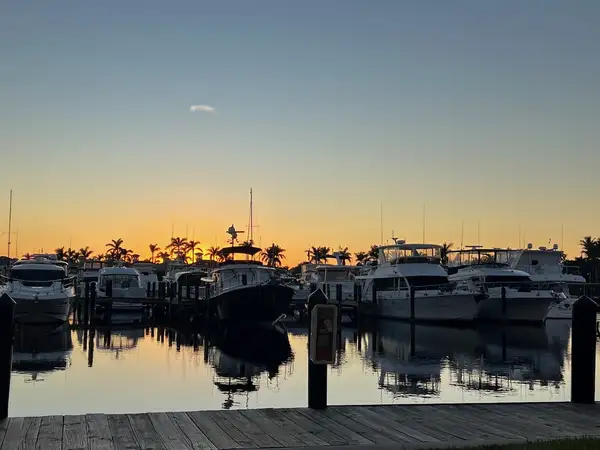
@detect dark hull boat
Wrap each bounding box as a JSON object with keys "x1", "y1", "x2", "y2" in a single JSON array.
[
  {"x1": 216, "y1": 283, "x2": 294, "y2": 323},
  {"x1": 207, "y1": 224, "x2": 295, "y2": 325}
]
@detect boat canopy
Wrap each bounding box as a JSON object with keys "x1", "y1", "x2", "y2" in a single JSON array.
[{"x1": 220, "y1": 245, "x2": 262, "y2": 258}]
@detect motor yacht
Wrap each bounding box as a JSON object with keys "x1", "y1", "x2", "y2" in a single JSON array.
[
  {"x1": 2, "y1": 257, "x2": 75, "y2": 324},
  {"x1": 356, "y1": 242, "x2": 481, "y2": 322},
  {"x1": 447, "y1": 246, "x2": 555, "y2": 323}
]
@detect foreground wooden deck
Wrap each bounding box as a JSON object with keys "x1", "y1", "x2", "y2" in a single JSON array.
[{"x1": 2, "y1": 403, "x2": 600, "y2": 449}]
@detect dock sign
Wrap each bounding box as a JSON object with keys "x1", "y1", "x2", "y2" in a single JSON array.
[{"x1": 309, "y1": 304, "x2": 338, "y2": 364}]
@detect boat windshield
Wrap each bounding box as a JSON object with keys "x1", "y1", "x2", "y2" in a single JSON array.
[
  {"x1": 449, "y1": 250, "x2": 505, "y2": 266},
  {"x1": 99, "y1": 274, "x2": 140, "y2": 289},
  {"x1": 381, "y1": 246, "x2": 440, "y2": 264},
  {"x1": 316, "y1": 268, "x2": 357, "y2": 282},
  {"x1": 11, "y1": 268, "x2": 65, "y2": 282},
  {"x1": 405, "y1": 275, "x2": 449, "y2": 289}
]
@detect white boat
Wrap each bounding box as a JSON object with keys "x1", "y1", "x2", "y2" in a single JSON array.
[
  {"x1": 2, "y1": 258, "x2": 75, "y2": 324},
  {"x1": 356, "y1": 242, "x2": 481, "y2": 322},
  {"x1": 97, "y1": 266, "x2": 145, "y2": 314},
  {"x1": 296, "y1": 255, "x2": 360, "y2": 303},
  {"x1": 77, "y1": 259, "x2": 106, "y2": 295},
  {"x1": 495, "y1": 244, "x2": 586, "y2": 320},
  {"x1": 447, "y1": 246, "x2": 555, "y2": 323},
  {"x1": 133, "y1": 263, "x2": 159, "y2": 290}
]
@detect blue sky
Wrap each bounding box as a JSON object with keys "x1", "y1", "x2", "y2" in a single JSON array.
[{"x1": 1, "y1": 1, "x2": 599, "y2": 259}]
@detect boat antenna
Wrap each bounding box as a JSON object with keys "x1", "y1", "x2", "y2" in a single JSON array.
[
  {"x1": 518, "y1": 224, "x2": 521, "y2": 249},
  {"x1": 422, "y1": 204, "x2": 426, "y2": 244},
  {"x1": 249, "y1": 188, "x2": 253, "y2": 244},
  {"x1": 477, "y1": 220, "x2": 480, "y2": 246},
  {"x1": 561, "y1": 223, "x2": 564, "y2": 250},
  {"x1": 7, "y1": 190, "x2": 12, "y2": 259},
  {"x1": 380, "y1": 200, "x2": 383, "y2": 245},
  {"x1": 460, "y1": 220, "x2": 464, "y2": 250},
  {"x1": 15, "y1": 229, "x2": 18, "y2": 259}
]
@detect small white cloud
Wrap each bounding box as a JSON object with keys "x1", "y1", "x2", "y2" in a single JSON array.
[{"x1": 190, "y1": 105, "x2": 215, "y2": 113}]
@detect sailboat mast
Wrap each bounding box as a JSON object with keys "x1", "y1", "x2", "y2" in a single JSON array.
[
  {"x1": 7, "y1": 190, "x2": 12, "y2": 259},
  {"x1": 249, "y1": 188, "x2": 253, "y2": 244}
]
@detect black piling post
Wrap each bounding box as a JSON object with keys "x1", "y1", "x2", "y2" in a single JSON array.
[
  {"x1": 146, "y1": 282, "x2": 151, "y2": 298},
  {"x1": 410, "y1": 288, "x2": 415, "y2": 321},
  {"x1": 186, "y1": 284, "x2": 191, "y2": 301},
  {"x1": 83, "y1": 282, "x2": 90, "y2": 325},
  {"x1": 205, "y1": 284, "x2": 212, "y2": 325},
  {"x1": 308, "y1": 288, "x2": 333, "y2": 410},
  {"x1": 372, "y1": 283, "x2": 377, "y2": 305},
  {"x1": 571, "y1": 295, "x2": 598, "y2": 404},
  {"x1": 325, "y1": 284, "x2": 331, "y2": 301},
  {"x1": 336, "y1": 284, "x2": 342, "y2": 346},
  {"x1": 177, "y1": 282, "x2": 183, "y2": 303},
  {"x1": 90, "y1": 282, "x2": 97, "y2": 326},
  {"x1": 151, "y1": 282, "x2": 156, "y2": 299},
  {"x1": 0, "y1": 294, "x2": 16, "y2": 420},
  {"x1": 501, "y1": 286, "x2": 507, "y2": 322}
]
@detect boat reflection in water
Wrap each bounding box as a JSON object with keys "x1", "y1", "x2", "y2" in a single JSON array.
[
  {"x1": 365, "y1": 320, "x2": 570, "y2": 398},
  {"x1": 94, "y1": 327, "x2": 144, "y2": 359},
  {"x1": 12, "y1": 323, "x2": 73, "y2": 383},
  {"x1": 208, "y1": 324, "x2": 294, "y2": 409}
]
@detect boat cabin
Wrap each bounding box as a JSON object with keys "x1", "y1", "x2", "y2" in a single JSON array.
[
  {"x1": 210, "y1": 245, "x2": 276, "y2": 292},
  {"x1": 9, "y1": 262, "x2": 67, "y2": 287},
  {"x1": 378, "y1": 243, "x2": 442, "y2": 265},
  {"x1": 98, "y1": 267, "x2": 142, "y2": 291}
]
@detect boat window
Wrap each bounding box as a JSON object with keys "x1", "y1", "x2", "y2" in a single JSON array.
[
  {"x1": 405, "y1": 276, "x2": 449, "y2": 290},
  {"x1": 11, "y1": 269, "x2": 65, "y2": 282},
  {"x1": 484, "y1": 275, "x2": 531, "y2": 288},
  {"x1": 382, "y1": 246, "x2": 440, "y2": 264},
  {"x1": 374, "y1": 277, "x2": 406, "y2": 291},
  {"x1": 99, "y1": 274, "x2": 140, "y2": 289},
  {"x1": 317, "y1": 269, "x2": 354, "y2": 282}
]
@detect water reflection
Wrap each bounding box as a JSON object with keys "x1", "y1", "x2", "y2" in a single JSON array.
[
  {"x1": 207, "y1": 324, "x2": 294, "y2": 409},
  {"x1": 8, "y1": 317, "x2": 577, "y2": 417},
  {"x1": 12, "y1": 323, "x2": 73, "y2": 384},
  {"x1": 365, "y1": 321, "x2": 570, "y2": 399}
]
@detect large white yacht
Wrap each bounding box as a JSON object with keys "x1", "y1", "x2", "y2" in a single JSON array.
[
  {"x1": 356, "y1": 242, "x2": 481, "y2": 322},
  {"x1": 447, "y1": 246, "x2": 555, "y2": 323},
  {"x1": 495, "y1": 244, "x2": 586, "y2": 320},
  {"x1": 3, "y1": 257, "x2": 75, "y2": 324}
]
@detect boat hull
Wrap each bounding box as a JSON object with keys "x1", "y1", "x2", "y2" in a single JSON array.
[
  {"x1": 14, "y1": 297, "x2": 71, "y2": 324},
  {"x1": 215, "y1": 284, "x2": 294, "y2": 323},
  {"x1": 372, "y1": 292, "x2": 479, "y2": 322},
  {"x1": 476, "y1": 293, "x2": 554, "y2": 323}
]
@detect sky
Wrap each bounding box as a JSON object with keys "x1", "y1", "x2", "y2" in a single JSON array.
[{"x1": 1, "y1": 0, "x2": 599, "y2": 263}]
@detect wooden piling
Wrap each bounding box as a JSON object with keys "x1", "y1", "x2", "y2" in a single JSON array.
[{"x1": 0, "y1": 293, "x2": 16, "y2": 420}]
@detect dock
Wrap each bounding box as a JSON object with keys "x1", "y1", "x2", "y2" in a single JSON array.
[{"x1": 2, "y1": 403, "x2": 600, "y2": 449}]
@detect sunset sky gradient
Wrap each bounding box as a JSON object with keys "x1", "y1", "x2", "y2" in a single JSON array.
[{"x1": 1, "y1": 0, "x2": 599, "y2": 263}]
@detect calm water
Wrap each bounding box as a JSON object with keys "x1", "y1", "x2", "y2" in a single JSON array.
[{"x1": 8, "y1": 317, "x2": 595, "y2": 417}]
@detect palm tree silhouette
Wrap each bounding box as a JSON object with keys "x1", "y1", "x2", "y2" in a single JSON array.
[
  {"x1": 261, "y1": 244, "x2": 286, "y2": 267},
  {"x1": 105, "y1": 239, "x2": 124, "y2": 260},
  {"x1": 148, "y1": 244, "x2": 160, "y2": 263},
  {"x1": 440, "y1": 242, "x2": 453, "y2": 265}
]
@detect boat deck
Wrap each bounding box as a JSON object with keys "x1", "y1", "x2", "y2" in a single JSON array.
[{"x1": 2, "y1": 402, "x2": 600, "y2": 449}]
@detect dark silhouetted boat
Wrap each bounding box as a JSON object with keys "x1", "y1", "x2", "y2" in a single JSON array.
[{"x1": 203, "y1": 225, "x2": 294, "y2": 324}]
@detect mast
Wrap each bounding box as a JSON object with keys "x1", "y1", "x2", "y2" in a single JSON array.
[
  {"x1": 379, "y1": 201, "x2": 383, "y2": 245},
  {"x1": 7, "y1": 190, "x2": 12, "y2": 259},
  {"x1": 422, "y1": 204, "x2": 426, "y2": 244},
  {"x1": 249, "y1": 188, "x2": 253, "y2": 244}
]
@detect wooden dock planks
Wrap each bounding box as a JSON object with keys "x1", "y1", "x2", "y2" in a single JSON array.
[{"x1": 0, "y1": 403, "x2": 599, "y2": 449}]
